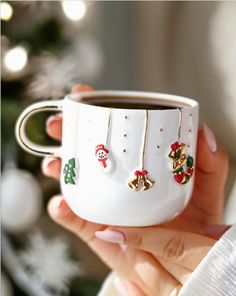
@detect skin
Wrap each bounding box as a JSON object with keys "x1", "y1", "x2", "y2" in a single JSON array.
[{"x1": 42, "y1": 85, "x2": 229, "y2": 296}]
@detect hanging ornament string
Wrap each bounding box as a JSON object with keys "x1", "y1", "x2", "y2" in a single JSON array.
[
  {"x1": 169, "y1": 108, "x2": 194, "y2": 185},
  {"x1": 106, "y1": 107, "x2": 112, "y2": 145},
  {"x1": 141, "y1": 110, "x2": 148, "y2": 170},
  {"x1": 128, "y1": 110, "x2": 154, "y2": 191},
  {"x1": 178, "y1": 107, "x2": 182, "y2": 140},
  {"x1": 95, "y1": 108, "x2": 114, "y2": 173}
]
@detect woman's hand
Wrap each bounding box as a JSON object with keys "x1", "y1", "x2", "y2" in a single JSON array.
[
  {"x1": 42, "y1": 84, "x2": 229, "y2": 295},
  {"x1": 95, "y1": 226, "x2": 216, "y2": 295}
]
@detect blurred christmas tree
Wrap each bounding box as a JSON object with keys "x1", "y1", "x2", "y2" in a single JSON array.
[{"x1": 1, "y1": 1, "x2": 106, "y2": 295}]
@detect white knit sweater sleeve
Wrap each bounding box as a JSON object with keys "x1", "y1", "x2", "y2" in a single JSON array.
[
  {"x1": 179, "y1": 224, "x2": 236, "y2": 296},
  {"x1": 98, "y1": 225, "x2": 236, "y2": 296}
]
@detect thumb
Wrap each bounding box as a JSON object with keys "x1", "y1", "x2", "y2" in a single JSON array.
[{"x1": 191, "y1": 124, "x2": 229, "y2": 223}]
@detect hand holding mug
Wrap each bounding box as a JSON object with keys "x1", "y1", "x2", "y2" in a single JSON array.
[
  {"x1": 16, "y1": 85, "x2": 229, "y2": 295},
  {"x1": 43, "y1": 86, "x2": 229, "y2": 295}
]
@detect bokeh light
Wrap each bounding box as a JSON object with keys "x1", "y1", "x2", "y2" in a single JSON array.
[
  {"x1": 4, "y1": 46, "x2": 28, "y2": 72},
  {"x1": 0, "y1": 2, "x2": 13, "y2": 21},
  {"x1": 61, "y1": 0, "x2": 86, "y2": 21}
]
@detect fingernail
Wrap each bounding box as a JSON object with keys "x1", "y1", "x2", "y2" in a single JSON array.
[
  {"x1": 113, "y1": 276, "x2": 130, "y2": 296},
  {"x1": 95, "y1": 230, "x2": 125, "y2": 244},
  {"x1": 42, "y1": 157, "x2": 57, "y2": 172},
  {"x1": 46, "y1": 114, "x2": 62, "y2": 129},
  {"x1": 51, "y1": 195, "x2": 64, "y2": 209},
  {"x1": 203, "y1": 124, "x2": 217, "y2": 153}
]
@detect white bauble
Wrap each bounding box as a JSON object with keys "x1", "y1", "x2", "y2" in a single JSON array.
[
  {"x1": 1, "y1": 168, "x2": 42, "y2": 233},
  {"x1": 1, "y1": 273, "x2": 13, "y2": 296}
]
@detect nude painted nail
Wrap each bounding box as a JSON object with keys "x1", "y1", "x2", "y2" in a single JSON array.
[
  {"x1": 42, "y1": 157, "x2": 56, "y2": 170},
  {"x1": 51, "y1": 196, "x2": 63, "y2": 209},
  {"x1": 46, "y1": 114, "x2": 62, "y2": 129},
  {"x1": 203, "y1": 124, "x2": 217, "y2": 153},
  {"x1": 113, "y1": 276, "x2": 130, "y2": 296},
  {"x1": 95, "y1": 230, "x2": 125, "y2": 244}
]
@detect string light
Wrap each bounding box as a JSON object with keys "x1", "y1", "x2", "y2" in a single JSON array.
[
  {"x1": 4, "y1": 46, "x2": 28, "y2": 72},
  {"x1": 62, "y1": 0, "x2": 86, "y2": 21},
  {"x1": 0, "y1": 2, "x2": 13, "y2": 21}
]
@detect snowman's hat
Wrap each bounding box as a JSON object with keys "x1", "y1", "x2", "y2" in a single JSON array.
[{"x1": 95, "y1": 144, "x2": 109, "y2": 155}]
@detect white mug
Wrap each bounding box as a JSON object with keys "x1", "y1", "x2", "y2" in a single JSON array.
[{"x1": 15, "y1": 91, "x2": 199, "y2": 226}]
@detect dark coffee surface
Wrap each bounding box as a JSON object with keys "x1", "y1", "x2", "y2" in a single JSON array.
[
  {"x1": 81, "y1": 96, "x2": 176, "y2": 110},
  {"x1": 91, "y1": 102, "x2": 176, "y2": 110}
]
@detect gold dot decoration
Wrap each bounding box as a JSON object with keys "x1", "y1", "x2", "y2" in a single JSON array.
[{"x1": 123, "y1": 116, "x2": 128, "y2": 153}]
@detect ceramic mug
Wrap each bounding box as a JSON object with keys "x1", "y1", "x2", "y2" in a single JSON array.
[{"x1": 15, "y1": 91, "x2": 199, "y2": 226}]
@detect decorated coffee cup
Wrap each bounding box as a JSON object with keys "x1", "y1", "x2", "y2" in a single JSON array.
[{"x1": 15, "y1": 91, "x2": 199, "y2": 226}]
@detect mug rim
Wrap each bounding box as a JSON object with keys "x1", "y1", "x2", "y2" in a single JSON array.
[{"x1": 65, "y1": 90, "x2": 198, "y2": 110}]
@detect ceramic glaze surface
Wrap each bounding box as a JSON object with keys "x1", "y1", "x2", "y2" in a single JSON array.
[{"x1": 16, "y1": 91, "x2": 199, "y2": 226}]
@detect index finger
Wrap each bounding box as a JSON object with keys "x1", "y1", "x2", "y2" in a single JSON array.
[{"x1": 46, "y1": 84, "x2": 94, "y2": 140}]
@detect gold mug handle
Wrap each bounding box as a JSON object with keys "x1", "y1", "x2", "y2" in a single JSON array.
[{"x1": 15, "y1": 100, "x2": 63, "y2": 157}]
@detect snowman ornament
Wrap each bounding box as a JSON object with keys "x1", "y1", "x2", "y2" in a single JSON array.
[{"x1": 95, "y1": 144, "x2": 113, "y2": 173}]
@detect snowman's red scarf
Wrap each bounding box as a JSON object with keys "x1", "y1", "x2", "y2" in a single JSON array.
[{"x1": 98, "y1": 157, "x2": 108, "y2": 168}]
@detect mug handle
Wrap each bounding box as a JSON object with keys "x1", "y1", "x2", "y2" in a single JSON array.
[{"x1": 15, "y1": 100, "x2": 63, "y2": 157}]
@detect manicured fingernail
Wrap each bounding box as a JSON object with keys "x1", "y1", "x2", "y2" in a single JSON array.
[
  {"x1": 46, "y1": 114, "x2": 62, "y2": 129},
  {"x1": 203, "y1": 124, "x2": 217, "y2": 153},
  {"x1": 42, "y1": 157, "x2": 57, "y2": 172},
  {"x1": 51, "y1": 195, "x2": 64, "y2": 209},
  {"x1": 113, "y1": 276, "x2": 130, "y2": 296},
  {"x1": 95, "y1": 230, "x2": 125, "y2": 244}
]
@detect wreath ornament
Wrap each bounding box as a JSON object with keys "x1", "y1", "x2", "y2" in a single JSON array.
[{"x1": 168, "y1": 142, "x2": 194, "y2": 185}]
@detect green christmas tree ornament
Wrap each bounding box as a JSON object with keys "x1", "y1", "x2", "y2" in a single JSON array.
[{"x1": 63, "y1": 158, "x2": 76, "y2": 185}]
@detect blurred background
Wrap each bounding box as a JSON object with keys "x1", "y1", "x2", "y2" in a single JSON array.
[{"x1": 1, "y1": 1, "x2": 236, "y2": 296}]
